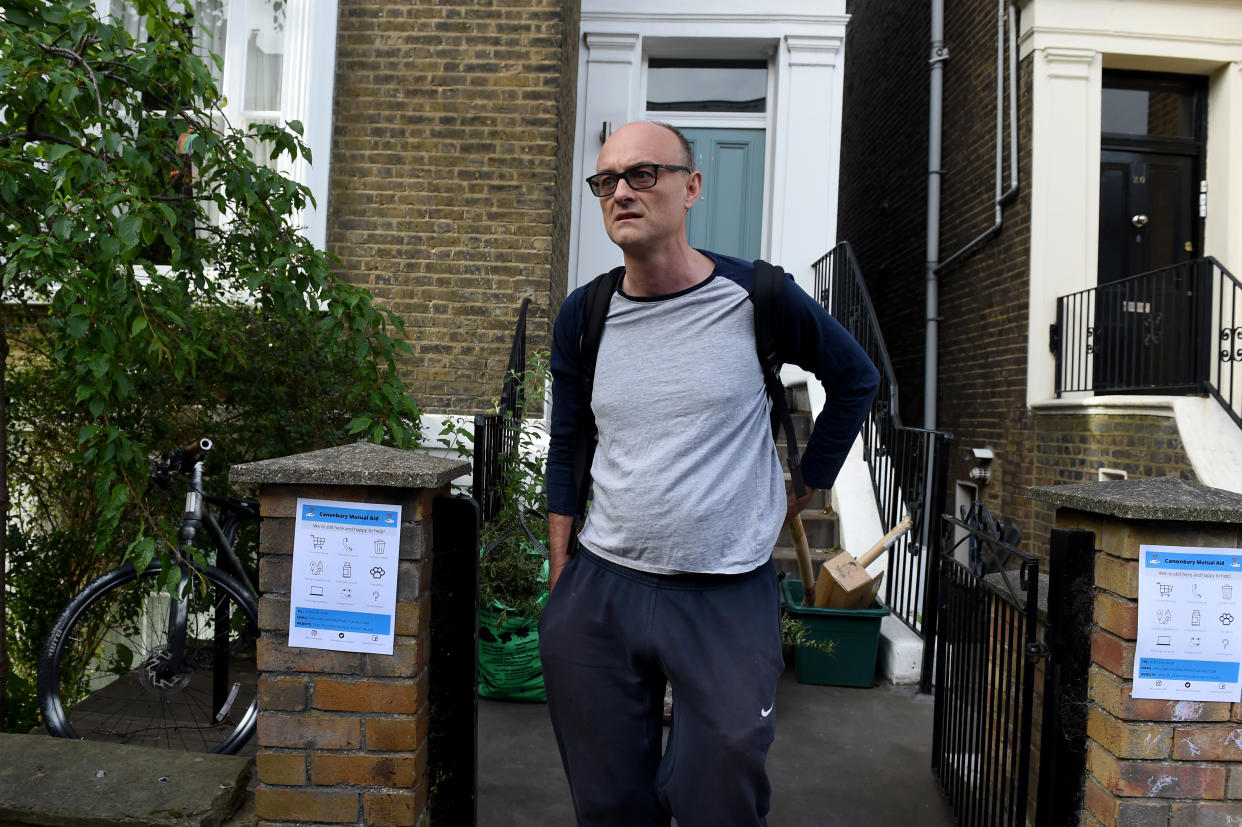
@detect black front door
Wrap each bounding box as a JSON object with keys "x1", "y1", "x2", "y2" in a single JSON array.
[
  {"x1": 1094, "y1": 72, "x2": 1206, "y2": 393},
  {"x1": 1098, "y1": 151, "x2": 1196, "y2": 282}
]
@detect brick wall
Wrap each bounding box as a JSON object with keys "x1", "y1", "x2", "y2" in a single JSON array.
[
  {"x1": 839, "y1": 1, "x2": 1054, "y2": 557},
  {"x1": 1029, "y1": 411, "x2": 1198, "y2": 554},
  {"x1": 1048, "y1": 509, "x2": 1242, "y2": 826},
  {"x1": 254, "y1": 482, "x2": 441, "y2": 826},
  {"x1": 931, "y1": 0, "x2": 1035, "y2": 551},
  {"x1": 837, "y1": 0, "x2": 928, "y2": 424},
  {"x1": 327, "y1": 0, "x2": 579, "y2": 413}
]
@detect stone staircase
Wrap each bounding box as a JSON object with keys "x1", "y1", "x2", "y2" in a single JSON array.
[{"x1": 770, "y1": 384, "x2": 840, "y2": 582}]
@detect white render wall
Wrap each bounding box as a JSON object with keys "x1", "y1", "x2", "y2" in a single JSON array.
[{"x1": 1019, "y1": 0, "x2": 1242, "y2": 405}]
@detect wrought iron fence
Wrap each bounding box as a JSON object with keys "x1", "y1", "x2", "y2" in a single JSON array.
[
  {"x1": 1206, "y1": 257, "x2": 1242, "y2": 427},
  {"x1": 933, "y1": 514, "x2": 1042, "y2": 827},
  {"x1": 814, "y1": 242, "x2": 953, "y2": 692},
  {"x1": 472, "y1": 298, "x2": 530, "y2": 523},
  {"x1": 1053, "y1": 256, "x2": 1242, "y2": 428}
]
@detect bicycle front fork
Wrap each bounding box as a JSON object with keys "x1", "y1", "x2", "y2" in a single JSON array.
[{"x1": 157, "y1": 461, "x2": 206, "y2": 683}]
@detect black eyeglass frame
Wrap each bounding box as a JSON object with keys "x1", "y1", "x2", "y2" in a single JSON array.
[{"x1": 585, "y1": 163, "x2": 692, "y2": 197}]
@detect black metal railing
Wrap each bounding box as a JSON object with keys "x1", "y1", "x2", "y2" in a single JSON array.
[
  {"x1": 814, "y1": 242, "x2": 953, "y2": 692},
  {"x1": 472, "y1": 298, "x2": 530, "y2": 523},
  {"x1": 933, "y1": 514, "x2": 1042, "y2": 827},
  {"x1": 1053, "y1": 256, "x2": 1242, "y2": 428},
  {"x1": 1206, "y1": 258, "x2": 1242, "y2": 428}
]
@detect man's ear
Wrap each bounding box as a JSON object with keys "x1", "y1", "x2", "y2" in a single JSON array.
[{"x1": 683, "y1": 170, "x2": 703, "y2": 210}]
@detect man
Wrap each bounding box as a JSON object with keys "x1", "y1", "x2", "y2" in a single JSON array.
[{"x1": 540, "y1": 121, "x2": 879, "y2": 826}]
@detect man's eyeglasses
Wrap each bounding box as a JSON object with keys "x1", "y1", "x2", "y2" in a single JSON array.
[{"x1": 585, "y1": 163, "x2": 692, "y2": 197}]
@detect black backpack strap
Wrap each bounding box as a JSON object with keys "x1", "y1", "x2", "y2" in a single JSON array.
[
  {"x1": 570, "y1": 266, "x2": 625, "y2": 530},
  {"x1": 753, "y1": 259, "x2": 806, "y2": 499}
]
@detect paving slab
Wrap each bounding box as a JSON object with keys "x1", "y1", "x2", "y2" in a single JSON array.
[
  {"x1": 478, "y1": 669, "x2": 953, "y2": 826},
  {"x1": 0, "y1": 733, "x2": 251, "y2": 827}
]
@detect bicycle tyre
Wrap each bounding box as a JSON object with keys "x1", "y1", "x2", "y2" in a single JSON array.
[{"x1": 38, "y1": 561, "x2": 259, "y2": 754}]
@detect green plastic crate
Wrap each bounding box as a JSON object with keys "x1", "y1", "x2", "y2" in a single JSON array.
[{"x1": 780, "y1": 579, "x2": 890, "y2": 687}]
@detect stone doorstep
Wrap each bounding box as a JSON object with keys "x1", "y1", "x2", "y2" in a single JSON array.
[{"x1": 0, "y1": 733, "x2": 252, "y2": 827}]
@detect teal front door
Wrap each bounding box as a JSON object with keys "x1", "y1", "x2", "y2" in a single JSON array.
[{"x1": 682, "y1": 128, "x2": 765, "y2": 261}]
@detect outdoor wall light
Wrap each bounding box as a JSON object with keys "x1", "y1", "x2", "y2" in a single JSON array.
[{"x1": 969, "y1": 447, "x2": 994, "y2": 485}]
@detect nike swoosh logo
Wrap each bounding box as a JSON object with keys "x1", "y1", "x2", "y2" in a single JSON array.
[{"x1": 760, "y1": 705, "x2": 774, "y2": 717}]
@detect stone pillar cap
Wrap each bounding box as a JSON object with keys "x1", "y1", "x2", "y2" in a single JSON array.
[
  {"x1": 229, "y1": 441, "x2": 470, "y2": 489},
  {"x1": 1027, "y1": 477, "x2": 1242, "y2": 523}
]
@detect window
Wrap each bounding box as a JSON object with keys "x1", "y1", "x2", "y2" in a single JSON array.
[
  {"x1": 96, "y1": 0, "x2": 335, "y2": 249},
  {"x1": 1102, "y1": 76, "x2": 1198, "y2": 140},
  {"x1": 646, "y1": 59, "x2": 768, "y2": 113}
]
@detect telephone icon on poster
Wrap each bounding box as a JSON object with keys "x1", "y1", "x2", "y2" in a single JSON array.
[{"x1": 1191, "y1": 584, "x2": 1202, "y2": 599}]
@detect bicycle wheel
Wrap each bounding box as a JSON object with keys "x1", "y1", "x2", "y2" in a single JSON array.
[{"x1": 38, "y1": 561, "x2": 259, "y2": 754}]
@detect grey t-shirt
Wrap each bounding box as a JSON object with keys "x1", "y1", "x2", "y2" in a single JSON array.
[{"x1": 576, "y1": 273, "x2": 786, "y2": 574}]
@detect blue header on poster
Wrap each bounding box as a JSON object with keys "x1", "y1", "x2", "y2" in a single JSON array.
[
  {"x1": 300, "y1": 503, "x2": 398, "y2": 527},
  {"x1": 1143, "y1": 551, "x2": 1242, "y2": 572}
]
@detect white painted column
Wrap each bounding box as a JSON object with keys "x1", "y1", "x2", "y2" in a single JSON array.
[
  {"x1": 1205, "y1": 61, "x2": 1242, "y2": 272},
  {"x1": 570, "y1": 32, "x2": 641, "y2": 289},
  {"x1": 279, "y1": 0, "x2": 338, "y2": 251},
  {"x1": 771, "y1": 34, "x2": 844, "y2": 298},
  {"x1": 1026, "y1": 47, "x2": 1100, "y2": 405}
]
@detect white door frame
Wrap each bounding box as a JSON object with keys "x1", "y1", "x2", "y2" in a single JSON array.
[{"x1": 569, "y1": 1, "x2": 850, "y2": 314}]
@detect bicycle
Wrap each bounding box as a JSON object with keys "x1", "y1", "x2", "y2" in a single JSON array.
[{"x1": 37, "y1": 438, "x2": 261, "y2": 754}]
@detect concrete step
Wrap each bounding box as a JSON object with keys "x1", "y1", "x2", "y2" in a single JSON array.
[
  {"x1": 0, "y1": 733, "x2": 252, "y2": 826},
  {"x1": 772, "y1": 544, "x2": 842, "y2": 584},
  {"x1": 775, "y1": 507, "x2": 837, "y2": 550}
]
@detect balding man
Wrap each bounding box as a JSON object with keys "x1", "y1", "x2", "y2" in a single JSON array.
[{"x1": 540, "y1": 121, "x2": 878, "y2": 826}]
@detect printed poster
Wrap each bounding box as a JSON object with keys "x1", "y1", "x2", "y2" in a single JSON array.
[
  {"x1": 1132, "y1": 544, "x2": 1241, "y2": 701},
  {"x1": 288, "y1": 498, "x2": 401, "y2": 654}
]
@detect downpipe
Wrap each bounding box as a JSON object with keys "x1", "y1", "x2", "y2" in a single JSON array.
[
  {"x1": 936, "y1": 0, "x2": 1020, "y2": 274},
  {"x1": 926, "y1": 0, "x2": 1021, "y2": 431},
  {"x1": 925, "y1": 0, "x2": 946, "y2": 430}
]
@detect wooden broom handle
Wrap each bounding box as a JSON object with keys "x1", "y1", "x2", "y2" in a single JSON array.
[
  {"x1": 789, "y1": 515, "x2": 816, "y2": 606},
  {"x1": 856, "y1": 517, "x2": 914, "y2": 569}
]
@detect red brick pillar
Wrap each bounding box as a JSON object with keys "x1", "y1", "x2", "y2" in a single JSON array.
[
  {"x1": 1030, "y1": 478, "x2": 1242, "y2": 826},
  {"x1": 231, "y1": 444, "x2": 469, "y2": 826}
]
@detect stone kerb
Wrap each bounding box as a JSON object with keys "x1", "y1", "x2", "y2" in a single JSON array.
[
  {"x1": 231, "y1": 443, "x2": 469, "y2": 827},
  {"x1": 1029, "y1": 478, "x2": 1242, "y2": 827}
]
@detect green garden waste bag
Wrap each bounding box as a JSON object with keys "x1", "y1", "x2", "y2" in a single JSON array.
[
  {"x1": 478, "y1": 527, "x2": 549, "y2": 702},
  {"x1": 478, "y1": 603, "x2": 546, "y2": 702}
]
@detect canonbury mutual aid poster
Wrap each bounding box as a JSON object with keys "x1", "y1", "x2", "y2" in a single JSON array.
[
  {"x1": 288, "y1": 498, "x2": 401, "y2": 655},
  {"x1": 1132, "y1": 545, "x2": 1241, "y2": 702}
]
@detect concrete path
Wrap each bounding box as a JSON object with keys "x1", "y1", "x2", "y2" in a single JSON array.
[
  {"x1": 4, "y1": 670, "x2": 951, "y2": 825},
  {"x1": 479, "y1": 670, "x2": 954, "y2": 826}
]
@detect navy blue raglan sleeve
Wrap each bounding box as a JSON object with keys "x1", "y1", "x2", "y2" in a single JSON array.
[
  {"x1": 545, "y1": 285, "x2": 590, "y2": 516},
  {"x1": 778, "y1": 274, "x2": 880, "y2": 491}
]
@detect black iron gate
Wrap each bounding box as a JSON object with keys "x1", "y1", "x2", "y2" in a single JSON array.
[{"x1": 932, "y1": 513, "x2": 1044, "y2": 826}]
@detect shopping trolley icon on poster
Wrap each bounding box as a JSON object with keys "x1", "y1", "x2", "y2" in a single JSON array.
[
  {"x1": 1158, "y1": 583, "x2": 1174, "y2": 597},
  {"x1": 311, "y1": 534, "x2": 326, "y2": 549}
]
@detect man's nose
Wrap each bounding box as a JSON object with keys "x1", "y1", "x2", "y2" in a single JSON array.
[{"x1": 611, "y1": 177, "x2": 637, "y2": 200}]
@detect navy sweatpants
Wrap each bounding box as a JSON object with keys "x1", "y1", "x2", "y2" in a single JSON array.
[{"x1": 538, "y1": 547, "x2": 785, "y2": 827}]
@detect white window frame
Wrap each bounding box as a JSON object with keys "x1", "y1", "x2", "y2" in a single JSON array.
[{"x1": 92, "y1": 0, "x2": 337, "y2": 250}]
